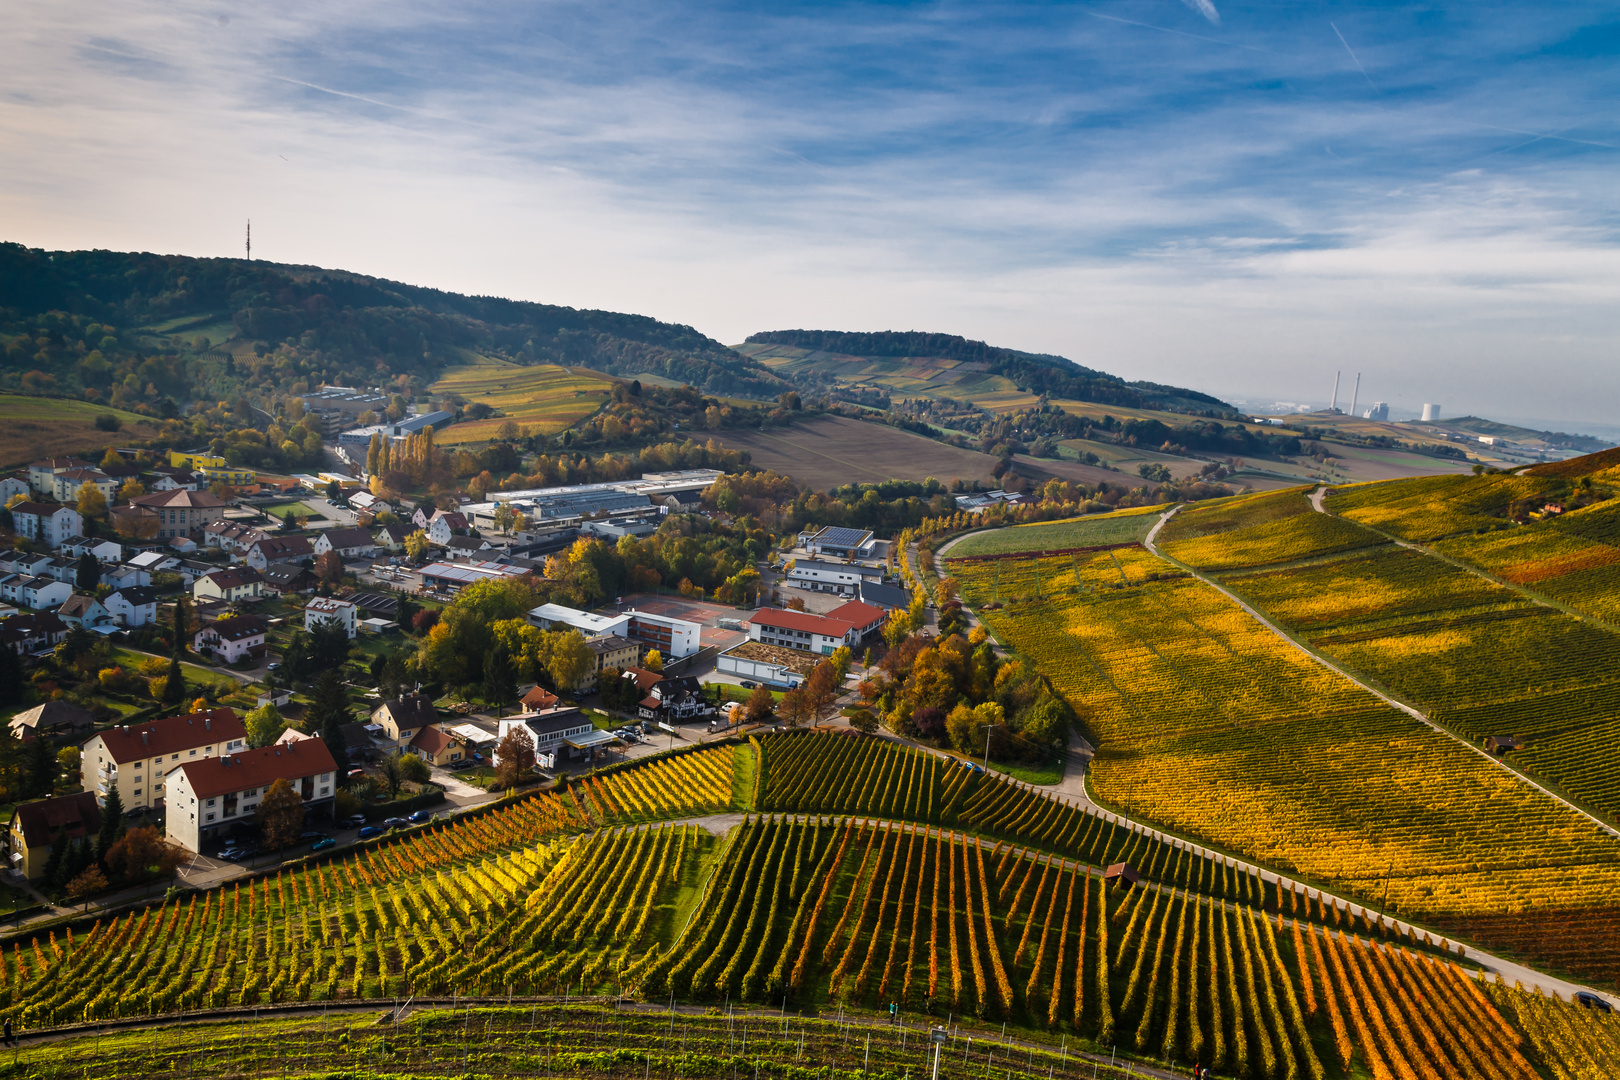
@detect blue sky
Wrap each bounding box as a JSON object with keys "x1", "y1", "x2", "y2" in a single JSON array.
[{"x1": 3, "y1": 1, "x2": 1617, "y2": 427}]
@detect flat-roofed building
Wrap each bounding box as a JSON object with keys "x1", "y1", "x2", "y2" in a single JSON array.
[
  {"x1": 526, "y1": 602, "x2": 630, "y2": 638},
  {"x1": 623, "y1": 609, "x2": 702, "y2": 658}
]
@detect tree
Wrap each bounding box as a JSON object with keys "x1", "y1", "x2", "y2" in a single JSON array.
[
  {"x1": 745, "y1": 684, "x2": 775, "y2": 723},
  {"x1": 305, "y1": 670, "x2": 353, "y2": 777},
  {"x1": 25, "y1": 736, "x2": 58, "y2": 798},
  {"x1": 483, "y1": 642, "x2": 517, "y2": 706},
  {"x1": 162, "y1": 654, "x2": 186, "y2": 703},
  {"x1": 244, "y1": 704, "x2": 287, "y2": 748},
  {"x1": 96, "y1": 785, "x2": 125, "y2": 865},
  {"x1": 43, "y1": 828, "x2": 68, "y2": 888},
  {"x1": 66, "y1": 865, "x2": 108, "y2": 910},
  {"x1": 493, "y1": 726, "x2": 535, "y2": 788},
  {"x1": 400, "y1": 754, "x2": 430, "y2": 785},
  {"x1": 76, "y1": 482, "x2": 108, "y2": 521},
  {"x1": 379, "y1": 754, "x2": 406, "y2": 799},
  {"x1": 492, "y1": 503, "x2": 516, "y2": 535},
  {"x1": 804, "y1": 660, "x2": 841, "y2": 718},
  {"x1": 643, "y1": 649, "x2": 663, "y2": 673},
  {"x1": 779, "y1": 688, "x2": 814, "y2": 727},
  {"x1": 314, "y1": 551, "x2": 344, "y2": 586},
  {"x1": 105, "y1": 827, "x2": 186, "y2": 882},
  {"x1": 547, "y1": 630, "x2": 596, "y2": 692},
  {"x1": 118, "y1": 478, "x2": 145, "y2": 502},
  {"x1": 75, "y1": 551, "x2": 101, "y2": 590},
  {"x1": 258, "y1": 778, "x2": 306, "y2": 849},
  {"x1": 309, "y1": 620, "x2": 353, "y2": 670},
  {"x1": 395, "y1": 590, "x2": 416, "y2": 633},
  {"x1": 172, "y1": 596, "x2": 190, "y2": 654},
  {"x1": 404, "y1": 529, "x2": 430, "y2": 562},
  {"x1": 846, "y1": 707, "x2": 880, "y2": 735},
  {"x1": 326, "y1": 479, "x2": 342, "y2": 503},
  {"x1": 0, "y1": 644, "x2": 24, "y2": 706}
]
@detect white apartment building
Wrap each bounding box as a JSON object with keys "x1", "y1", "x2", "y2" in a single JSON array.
[
  {"x1": 81, "y1": 708, "x2": 249, "y2": 812},
  {"x1": 166, "y1": 738, "x2": 337, "y2": 852}
]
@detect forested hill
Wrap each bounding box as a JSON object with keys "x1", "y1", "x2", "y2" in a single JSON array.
[
  {"x1": 0, "y1": 244, "x2": 790, "y2": 406},
  {"x1": 745, "y1": 328, "x2": 1233, "y2": 414}
]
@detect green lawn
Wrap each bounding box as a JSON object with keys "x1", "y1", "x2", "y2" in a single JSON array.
[
  {"x1": 988, "y1": 756, "x2": 1065, "y2": 786},
  {"x1": 110, "y1": 648, "x2": 242, "y2": 693},
  {"x1": 709, "y1": 682, "x2": 786, "y2": 705},
  {"x1": 948, "y1": 510, "x2": 1157, "y2": 557},
  {"x1": 261, "y1": 502, "x2": 316, "y2": 518}
]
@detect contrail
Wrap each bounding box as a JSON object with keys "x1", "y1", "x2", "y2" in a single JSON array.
[
  {"x1": 269, "y1": 75, "x2": 429, "y2": 116},
  {"x1": 1180, "y1": 0, "x2": 1220, "y2": 26},
  {"x1": 1330, "y1": 22, "x2": 1376, "y2": 91},
  {"x1": 1081, "y1": 10, "x2": 1289, "y2": 56}
]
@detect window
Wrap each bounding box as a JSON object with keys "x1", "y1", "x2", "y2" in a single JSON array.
[
  {"x1": 171, "y1": 754, "x2": 179, "y2": 761},
  {"x1": 206, "y1": 798, "x2": 216, "y2": 806},
  {"x1": 205, "y1": 813, "x2": 214, "y2": 821},
  {"x1": 319, "y1": 786, "x2": 329, "y2": 796},
  {"x1": 189, "y1": 749, "x2": 197, "y2": 756},
  {"x1": 133, "y1": 762, "x2": 142, "y2": 770},
  {"x1": 134, "y1": 790, "x2": 141, "y2": 797}
]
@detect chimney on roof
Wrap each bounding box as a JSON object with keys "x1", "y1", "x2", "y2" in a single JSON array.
[
  {"x1": 141, "y1": 731, "x2": 148, "y2": 745},
  {"x1": 122, "y1": 725, "x2": 129, "y2": 733},
  {"x1": 205, "y1": 717, "x2": 211, "y2": 731}
]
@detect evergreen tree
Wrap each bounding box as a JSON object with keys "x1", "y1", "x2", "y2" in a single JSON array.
[
  {"x1": 75, "y1": 551, "x2": 101, "y2": 590},
  {"x1": 97, "y1": 786, "x2": 125, "y2": 868},
  {"x1": 63, "y1": 837, "x2": 93, "y2": 886},
  {"x1": 395, "y1": 589, "x2": 415, "y2": 632},
  {"x1": 172, "y1": 596, "x2": 189, "y2": 654},
  {"x1": 43, "y1": 828, "x2": 68, "y2": 888},
  {"x1": 162, "y1": 654, "x2": 186, "y2": 703},
  {"x1": 25, "y1": 736, "x2": 58, "y2": 798},
  {"x1": 306, "y1": 670, "x2": 353, "y2": 777},
  {"x1": 0, "y1": 645, "x2": 24, "y2": 706},
  {"x1": 282, "y1": 510, "x2": 298, "y2": 531}
]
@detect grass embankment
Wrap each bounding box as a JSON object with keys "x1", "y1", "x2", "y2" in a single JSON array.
[{"x1": 0, "y1": 394, "x2": 153, "y2": 469}]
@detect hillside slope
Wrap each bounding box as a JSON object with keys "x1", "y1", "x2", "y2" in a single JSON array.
[
  {"x1": 0, "y1": 244, "x2": 790, "y2": 410},
  {"x1": 741, "y1": 328, "x2": 1231, "y2": 415}
]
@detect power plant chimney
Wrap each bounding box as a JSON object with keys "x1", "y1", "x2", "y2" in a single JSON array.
[
  {"x1": 1329, "y1": 371, "x2": 1341, "y2": 413},
  {"x1": 1349, "y1": 373, "x2": 1360, "y2": 420}
]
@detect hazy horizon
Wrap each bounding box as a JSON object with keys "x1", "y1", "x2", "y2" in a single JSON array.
[{"x1": 4, "y1": 1, "x2": 1616, "y2": 426}]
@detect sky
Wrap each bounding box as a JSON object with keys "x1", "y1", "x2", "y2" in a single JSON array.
[{"x1": 3, "y1": 1, "x2": 1618, "y2": 428}]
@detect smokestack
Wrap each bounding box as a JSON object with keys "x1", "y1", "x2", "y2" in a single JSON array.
[
  {"x1": 1329, "y1": 371, "x2": 1341, "y2": 413},
  {"x1": 1350, "y1": 373, "x2": 1360, "y2": 419}
]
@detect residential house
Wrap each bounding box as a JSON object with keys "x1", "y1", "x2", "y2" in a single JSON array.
[
  {"x1": 518, "y1": 684, "x2": 560, "y2": 711},
  {"x1": 304, "y1": 596, "x2": 357, "y2": 639},
  {"x1": 167, "y1": 536, "x2": 199, "y2": 555},
  {"x1": 630, "y1": 672, "x2": 714, "y2": 724},
  {"x1": 126, "y1": 489, "x2": 228, "y2": 541},
  {"x1": 0, "y1": 476, "x2": 29, "y2": 504},
  {"x1": 194, "y1": 614, "x2": 268, "y2": 665},
  {"x1": 27, "y1": 458, "x2": 91, "y2": 495},
  {"x1": 193, "y1": 567, "x2": 265, "y2": 603},
  {"x1": 202, "y1": 521, "x2": 264, "y2": 553},
  {"x1": 312, "y1": 527, "x2": 377, "y2": 560},
  {"x1": 494, "y1": 708, "x2": 597, "y2": 768},
  {"x1": 746, "y1": 608, "x2": 856, "y2": 655},
  {"x1": 369, "y1": 695, "x2": 439, "y2": 748},
  {"x1": 407, "y1": 725, "x2": 464, "y2": 767},
  {"x1": 103, "y1": 563, "x2": 150, "y2": 590},
  {"x1": 244, "y1": 535, "x2": 313, "y2": 571},
  {"x1": 149, "y1": 469, "x2": 200, "y2": 492},
  {"x1": 8, "y1": 701, "x2": 95, "y2": 740},
  {"x1": 259, "y1": 562, "x2": 318, "y2": 594},
  {"x1": 105, "y1": 586, "x2": 161, "y2": 627},
  {"x1": 128, "y1": 550, "x2": 179, "y2": 575},
  {"x1": 42, "y1": 557, "x2": 81, "y2": 583},
  {"x1": 59, "y1": 537, "x2": 123, "y2": 564},
  {"x1": 81, "y1": 707, "x2": 249, "y2": 812},
  {"x1": 425, "y1": 510, "x2": 469, "y2": 545},
  {"x1": 19, "y1": 577, "x2": 72, "y2": 611},
  {"x1": 0, "y1": 611, "x2": 68, "y2": 655},
  {"x1": 7, "y1": 792, "x2": 101, "y2": 880},
  {"x1": 173, "y1": 559, "x2": 216, "y2": 584},
  {"x1": 442, "y1": 535, "x2": 490, "y2": 558},
  {"x1": 51, "y1": 468, "x2": 117, "y2": 504},
  {"x1": 374, "y1": 522, "x2": 414, "y2": 553},
  {"x1": 165, "y1": 738, "x2": 337, "y2": 853},
  {"x1": 584, "y1": 635, "x2": 639, "y2": 689},
  {"x1": 56, "y1": 594, "x2": 113, "y2": 630},
  {"x1": 9, "y1": 502, "x2": 83, "y2": 549}
]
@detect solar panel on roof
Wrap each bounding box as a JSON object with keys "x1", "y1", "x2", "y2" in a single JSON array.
[{"x1": 815, "y1": 527, "x2": 871, "y2": 547}]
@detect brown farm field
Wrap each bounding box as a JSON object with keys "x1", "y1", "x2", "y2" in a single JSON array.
[
  {"x1": 428, "y1": 359, "x2": 616, "y2": 443},
  {"x1": 713, "y1": 414, "x2": 1006, "y2": 489},
  {"x1": 0, "y1": 395, "x2": 155, "y2": 469}
]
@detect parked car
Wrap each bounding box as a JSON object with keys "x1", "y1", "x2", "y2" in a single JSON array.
[
  {"x1": 407, "y1": 810, "x2": 433, "y2": 824},
  {"x1": 382, "y1": 816, "x2": 408, "y2": 829},
  {"x1": 299, "y1": 830, "x2": 326, "y2": 842},
  {"x1": 219, "y1": 846, "x2": 257, "y2": 862},
  {"x1": 1575, "y1": 991, "x2": 1613, "y2": 1013},
  {"x1": 310, "y1": 837, "x2": 337, "y2": 852},
  {"x1": 739, "y1": 681, "x2": 758, "y2": 690},
  {"x1": 448, "y1": 759, "x2": 473, "y2": 770},
  {"x1": 344, "y1": 814, "x2": 368, "y2": 829},
  {"x1": 356, "y1": 825, "x2": 382, "y2": 840}
]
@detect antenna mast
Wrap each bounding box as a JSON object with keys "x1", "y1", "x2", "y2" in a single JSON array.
[{"x1": 246, "y1": 219, "x2": 252, "y2": 261}]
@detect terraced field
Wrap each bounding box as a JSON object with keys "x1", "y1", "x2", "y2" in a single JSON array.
[
  {"x1": 0, "y1": 394, "x2": 153, "y2": 468},
  {"x1": 948, "y1": 507, "x2": 1160, "y2": 558},
  {"x1": 428, "y1": 359, "x2": 615, "y2": 443}
]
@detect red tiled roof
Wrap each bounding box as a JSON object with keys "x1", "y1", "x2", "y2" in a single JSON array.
[
  {"x1": 520, "y1": 685, "x2": 559, "y2": 709},
  {"x1": 203, "y1": 567, "x2": 263, "y2": 589},
  {"x1": 176, "y1": 738, "x2": 338, "y2": 799},
  {"x1": 251, "y1": 536, "x2": 313, "y2": 558},
  {"x1": 410, "y1": 726, "x2": 456, "y2": 755},
  {"x1": 14, "y1": 792, "x2": 101, "y2": 849},
  {"x1": 9, "y1": 502, "x2": 73, "y2": 518},
  {"x1": 749, "y1": 608, "x2": 855, "y2": 636},
  {"x1": 93, "y1": 707, "x2": 246, "y2": 764},
  {"x1": 622, "y1": 667, "x2": 664, "y2": 692},
  {"x1": 827, "y1": 600, "x2": 887, "y2": 629}
]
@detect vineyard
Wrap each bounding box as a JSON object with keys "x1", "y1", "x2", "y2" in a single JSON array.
[
  {"x1": 1434, "y1": 497, "x2": 1620, "y2": 625},
  {"x1": 1325, "y1": 473, "x2": 1567, "y2": 541},
  {"x1": 945, "y1": 548, "x2": 1620, "y2": 933},
  {"x1": 949, "y1": 510, "x2": 1159, "y2": 558},
  {"x1": 1158, "y1": 487, "x2": 1386, "y2": 571},
  {"x1": 1221, "y1": 544, "x2": 1620, "y2": 823}
]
